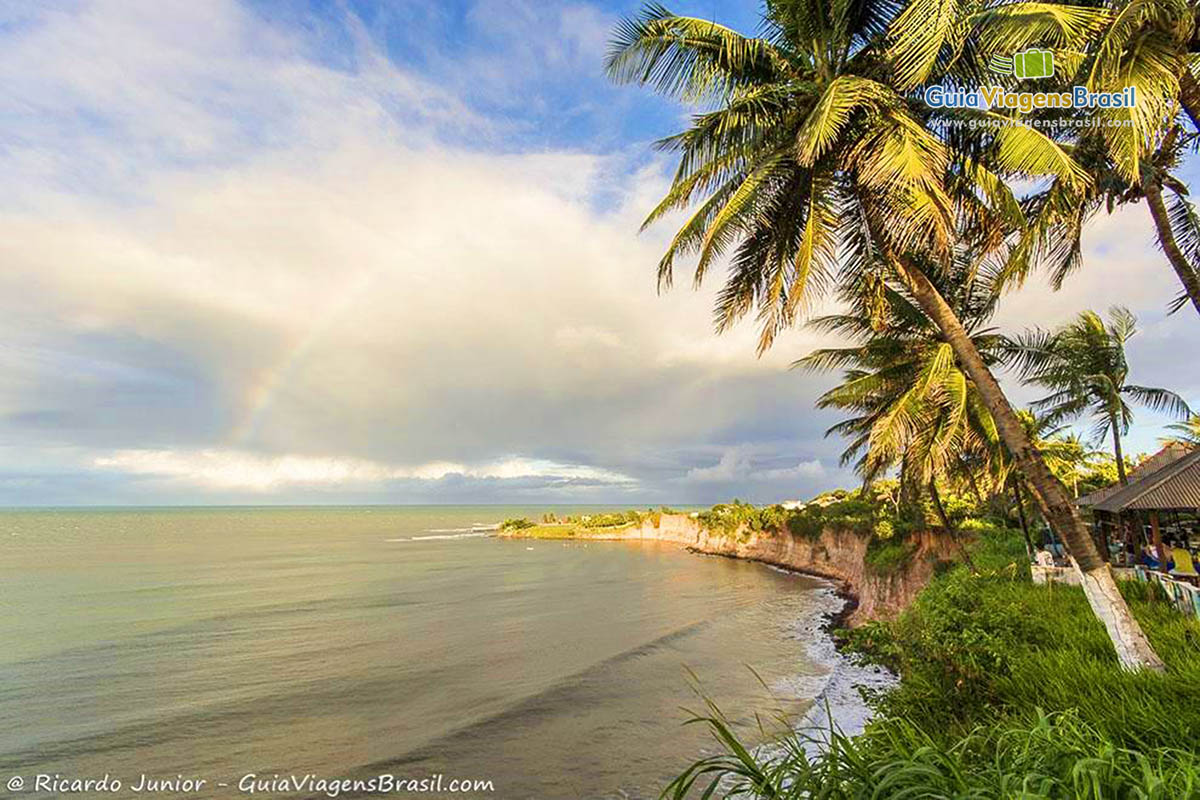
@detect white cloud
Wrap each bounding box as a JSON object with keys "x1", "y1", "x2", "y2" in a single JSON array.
[
  {"x1": 0, "y1": 1, "x2": 1193, "y2": 504},
  {"x1": 552, "y1": 325, "x2": 624, "y2": 351},
  {"x1": 94, "y1": 449, "x2": 635, "y2": 491},
  {"x1": 685, "y1": 448, "x2": 825, "y2": 484}
]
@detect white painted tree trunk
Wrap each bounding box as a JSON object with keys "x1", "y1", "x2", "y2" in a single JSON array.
[{"x1": 1072, "y1": 559, "x2": 1165, "y2": 672}]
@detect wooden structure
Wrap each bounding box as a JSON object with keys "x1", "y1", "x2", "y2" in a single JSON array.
[{"x1": 1077, "y1": 444, "x2": 1200, "y2": 572}]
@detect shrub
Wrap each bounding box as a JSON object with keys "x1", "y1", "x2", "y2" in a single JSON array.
[
  {"x1": 499, "y1": 517, "x2": 535, "y2": 531},
  {"x1": 664, "y1": 708, "x2": 1200, "y2": 800},
  {"x1": 578, "y1": 511, "x2": 641, "y2": 528},
  {"x1": 873, "y1": 518, "x2": 895, "y2": 540},
  {"x1": 696, "y1": 501, "x2": 761, "y2": 538},
  {"x1": 863, "y1": 534, "x2": 915, "y2": 574}
]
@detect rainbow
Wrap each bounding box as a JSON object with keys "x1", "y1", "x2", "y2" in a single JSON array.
[{"x1": 228, "y1": 267, "x2": 381, "y2": 445}]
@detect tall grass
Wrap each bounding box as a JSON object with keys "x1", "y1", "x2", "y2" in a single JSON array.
[{"x1": 665, "y1": 710, "x2": 1199, "y2": 799}]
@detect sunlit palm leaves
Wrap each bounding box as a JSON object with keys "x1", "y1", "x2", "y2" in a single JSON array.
[
  {"x1": 606, "y1": 5, "x2": 790, "y2": 102},
  {"x1": 1083, "y1": 0, "x2": 1196, "y2": 182},
  {"x1": 1006, "y1": 307, "x2": 1192, "y2": 479},
  {"x1": 1163, "y1": 414, "x2": 1200, "y2": 447},
  {"x1": 887, "y1": 0, "x2": 1107, "y2": 92},
  {"x1": 610, "y1": 0, "x2": 1171, "y2": 668},
  {"x1": 606, "y1": 0, "x2": 1087, "y2": 354},
  {"x1": 794, "y1": 262, "x2": 1008, "y2": 494}
]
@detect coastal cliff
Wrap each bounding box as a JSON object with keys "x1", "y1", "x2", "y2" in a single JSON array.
[{"x1": 503, "y1": 514, "x2": 962, "y2": 626}]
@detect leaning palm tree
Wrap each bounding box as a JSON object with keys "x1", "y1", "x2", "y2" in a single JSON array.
[
  {"x1": 1019, "y1": 119, "x2": 1200, "y2": 320},
  {"x1": 796, "y1": 262, "x2": 1006, "y2": 568},
  {"x1": 1138, "y1": 127, "x2": 1200, "y2": 318},
  {"x1": 1007, "y1": 307, "x2": 1192, "y2": 485},
  {"x1": 608, "y1": 0, "x2": 1165, "y2": 669},
  {"x1": 1072, "y1": 0, "x2": 1197, "y2": 184}
]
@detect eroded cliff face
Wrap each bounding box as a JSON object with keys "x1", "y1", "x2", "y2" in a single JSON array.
[{"x1": 571, "y1": 514, "x2": 960, "y2": 626}]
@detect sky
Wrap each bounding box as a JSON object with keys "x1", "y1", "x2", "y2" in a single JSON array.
[{"x1": 0, "y1": 0, "x2": 1197, "y2": 507}]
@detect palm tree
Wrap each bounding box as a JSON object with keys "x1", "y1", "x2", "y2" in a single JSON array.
[
  {"x1": 796, "y1": 262, "x2": 1007, "y2": 568},
  {"x1": 1007, "y1": 307, "x2": 1192, "y2": 485},
  {"x1": 1139, "y1": 128, "x2": 1200, "y2": 318},
  {"x1": 795, "y1": 260, "x2": 1008, "y2": 505},
  {"x1": 1073, "y1": 0, "x2": 1197, "y2": 183},
  {"x1": 1162, "y1": 414, "x2": 1200, "y2": 448},
  {"x1": 1030, "y1": 2, "x2": 1200, "y2": 317},
  {"x1": 897, "y1": 0, "x2": 1200, "y2": 316},
  {"x1": 608, "y1": 0, "x2": 1165, "y2": 669}
]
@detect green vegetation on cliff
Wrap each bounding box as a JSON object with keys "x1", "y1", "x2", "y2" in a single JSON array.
[
  {"x1": 498, "y1": 509, "x2": 673, "y2": 539},
  {"x1": 696, "y1": 492, "x2": 885, "y2": 541}
]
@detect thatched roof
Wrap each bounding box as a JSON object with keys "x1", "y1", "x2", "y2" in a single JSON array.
[{"x1": 1077, "y1": 444, "x2": 1200, "y2": 513}]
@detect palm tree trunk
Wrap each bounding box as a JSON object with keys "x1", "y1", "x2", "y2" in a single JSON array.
[
  {"x1": 959, "y1": 457, "x2": 985, "y2": 506},
  {"x1": 1144, "y1": 180, "x2": 1200, "y2": 318},
  {"x1": 929, "y1": 478, "x2": 977, "y2": 572},
  {"x1": 897, "y1": 259, "x2": 1165, "y2": 671},
  {"x1": 1110, "y1": 414, "x2": 1128, "y2": 485},
  {"x1": 1011, "y1": 479, "x2": 1034, "y2": 562},
  {"x1": 1179, "y1": 71, "x2": 1200, "y2": 134}
]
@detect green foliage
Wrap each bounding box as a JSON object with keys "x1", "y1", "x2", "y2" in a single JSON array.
[
  {"x1": 1075, "y1": 453, "x2": 1123, "y2": 496},
  {"x1": 575, "y1": 510, "x2": 642, "y2": 528},
  {"x1": 667, "y1": 523, "x2": 1200, "y2": 798},
  {"x1": 844, "y1": 544, "x2": 1200, "y2": 750},
  {"x1": 872, "y1": 517, "x2": 895, "y2": 540},
  {"x1": 696, "y1": 500, "x2": 766, "y2": 539},
  {"x1": 795, "y1": 262, "x2": 1011, "y2": 500},
  {"x1": 499, "y1": 517, "x2": 535, "y2": 531},
  {"x1": 863, "y1": 534, "x2": 915, "y2": 574},
  {"x1": 665, "y1": 707, "x2": 1200, "y2": 800},
  {"x1": 607, "y1": 0, "x2": 1091, "y2": 359},
  {"x1": 695, "y1": 493, "x2": 886, "y2": 541},
  {"x1": 789, "y1": 493, "x2": 878, "y2": 538}
]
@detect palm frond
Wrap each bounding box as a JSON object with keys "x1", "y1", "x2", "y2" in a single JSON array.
[
  {"x1": 1121, "y1": 385, "x2": 1193, "y2": 418},
  {"x1": 606, "y1": 4, "x2": 790, "y2": 102}
]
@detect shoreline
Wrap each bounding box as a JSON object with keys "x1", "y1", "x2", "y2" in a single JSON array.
[
  {"x1": 683, "y1": 545, "x2": 862, "y2": 631},
  {"x1": 679, "y1": 549, "x2": 898, "y2": 750},
  {"x1": 499, "y1": 527, "x2": 901, "y2": 746}
]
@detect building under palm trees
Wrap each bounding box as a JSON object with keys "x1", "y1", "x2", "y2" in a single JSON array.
[{"x1": 1078, "y1": 443, "x2": 1200, "y2": 573}]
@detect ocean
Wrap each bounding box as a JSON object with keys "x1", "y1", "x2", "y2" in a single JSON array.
[{"x1": 0, "y1": 506, "x2": 843, "y2": 799}]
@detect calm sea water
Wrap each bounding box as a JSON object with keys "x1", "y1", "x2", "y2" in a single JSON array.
[{"x1": 0, "y1": 507, "x2": 838, "y2": 799}]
